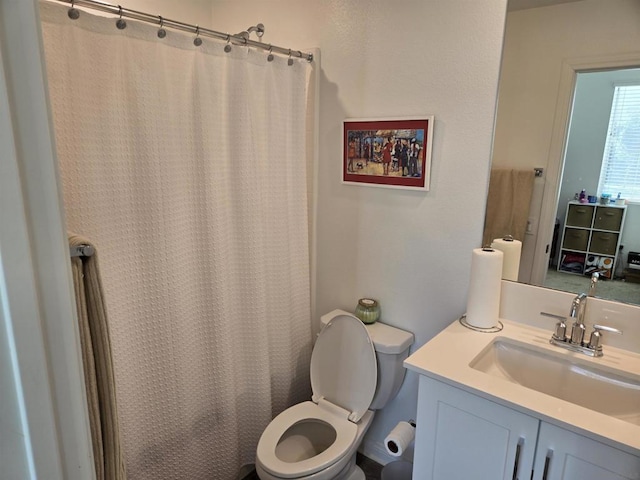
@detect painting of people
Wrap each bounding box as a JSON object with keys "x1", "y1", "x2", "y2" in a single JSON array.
[{"x1": 343, "y1": 117, "x2": 433, "y2": 190}]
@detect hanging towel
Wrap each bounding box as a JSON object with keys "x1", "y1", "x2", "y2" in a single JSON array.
[
  {"x1": 483, "y1": 169, "x2": 535, "y2": 246},
  {"x1": 69, "y1": 233, "x2": 126, "y2": 480}
]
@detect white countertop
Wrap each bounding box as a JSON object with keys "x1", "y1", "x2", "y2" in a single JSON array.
[{"x1": 404, "y1": 318, "x2": 640, "y2": 454}]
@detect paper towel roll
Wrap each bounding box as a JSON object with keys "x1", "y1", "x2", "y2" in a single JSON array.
[
  {"x1": 491, "y1": 237, "x2": 522, "y2": 281},
  {"x1": 384, "y1": 421, "x2": 415, "y2": 457},
  {"x1": 465, "y1": 248, "x2": 503, "y2": 329}
]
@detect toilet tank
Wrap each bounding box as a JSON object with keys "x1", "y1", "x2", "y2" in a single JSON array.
[{"x1": 320, "y1": 309, "x2": 414, "y2": 410}]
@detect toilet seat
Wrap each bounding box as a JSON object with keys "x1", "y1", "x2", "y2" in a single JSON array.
[
  {"x1": 310, "y1": 314, "x2": 377, "y2": 422},
  {"x1": 256, "y1": 315, "x2": 378, "y2": 479},
  {"x1": 256, "y1": 401, "x2": 357, "y2": 478}
]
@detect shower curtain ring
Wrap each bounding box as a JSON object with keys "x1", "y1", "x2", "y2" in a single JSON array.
[
  {"x1": 68, "y1": 0, "x2": 80, "y2": 20},
  {"x1": 157, "y1": 16, "x2": 167, "y2": 38},
  {"x1": 116, "y1": 5, "x2": 127, "y2": 30},
  {"x1": 267, "y1": 45, "x2": 274, "y2": 62},
  {"x1": 224, "y1": 34, "x2": 232, "y2": 53},
  {"x1": 287, "y1": 49, "x2": 294, "y2": 66},
  {"x1": 193, "y1": 26, "x2": 203, "y2": 46}
]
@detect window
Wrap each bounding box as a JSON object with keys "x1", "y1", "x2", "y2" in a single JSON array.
[{"x1": 598, "y1": 85, "x2": 640, "y2": 203}]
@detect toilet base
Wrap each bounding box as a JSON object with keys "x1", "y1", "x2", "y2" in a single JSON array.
[
  {"x1": 343, "y1": 465, "x2": 365, "y2": 480},
  {"x1": 255, "y1": 451, "x2": 364, "y2": 480},
  {"x1": 332, "y1": 453, "x2": 363, "y2": 480}
]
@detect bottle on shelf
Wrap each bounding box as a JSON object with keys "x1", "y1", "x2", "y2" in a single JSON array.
[{"x1": 579, "y1": 189, "x2": 587, "y2": 203}]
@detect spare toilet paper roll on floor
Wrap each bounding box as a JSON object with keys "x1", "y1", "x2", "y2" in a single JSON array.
[
  {"x1": 384, "y1": 421, "x2": 415, "y2": 457},
  {"x1": 491, "y1": 237, "x2": 522, "y2": 281},
  {"x1": 465, "y1": 248, "x2": 503, "y2": 329}
]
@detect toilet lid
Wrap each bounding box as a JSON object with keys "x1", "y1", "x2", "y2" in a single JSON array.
[{"x1": 310, "y1": 314, "x2": 377, "y2": 422}]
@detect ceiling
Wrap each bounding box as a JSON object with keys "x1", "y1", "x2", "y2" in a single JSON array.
[{"x1": 508, "y1": 0, "x2": 584, "y2": 11}]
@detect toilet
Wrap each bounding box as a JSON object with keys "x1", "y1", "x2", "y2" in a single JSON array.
[{"x1": 255, "y1": 309, "x2": 414, "y2": 480}]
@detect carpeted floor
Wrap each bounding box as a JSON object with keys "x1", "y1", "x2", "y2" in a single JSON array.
[{"x1": 544, "y1": 268, "x2": 640, "y2": 305}]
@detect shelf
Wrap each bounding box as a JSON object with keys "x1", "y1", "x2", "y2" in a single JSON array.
[
  {"x1": 559, "y1": 250, "x2": 585, "y2": 274},
  {"x1": 584, "y1": 253, "x2": 615, "y2": 279},
  {"x1": 558, "y1": 202, "x2": 626, "y2": 278}
]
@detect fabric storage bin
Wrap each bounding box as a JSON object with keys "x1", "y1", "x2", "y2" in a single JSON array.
[
  {"x1": 589, "y1": 232, "x2": 619, "y2": 256},
  {"x1": 593, "y1": 206, "x2": 624, "y2": 231},
  {"x1": 562, "y1": 228, "x2": 589, "y2": 251},
  {"x1": 566, "y1": 204, "x2": 594, "y2": 228}
]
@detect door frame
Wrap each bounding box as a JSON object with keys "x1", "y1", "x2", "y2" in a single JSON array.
[
  {"x1": 0, "y1": 0, "x2": 95, "y2": 478},
  {"x1": 531, "y1": 52, "x2": 640, "y2": 285}
]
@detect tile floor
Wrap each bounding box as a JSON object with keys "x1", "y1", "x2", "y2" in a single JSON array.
[
  {"x1": 358, "y1": 453, "x2": 385, "y2": 479},
  {"x1": 242, "y1": 453, "x2": 383, "y2": 479}
]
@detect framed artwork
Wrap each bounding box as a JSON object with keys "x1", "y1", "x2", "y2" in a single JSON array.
[{"x1": 342, "y1": 116, "x2": 434, "y2": 191}]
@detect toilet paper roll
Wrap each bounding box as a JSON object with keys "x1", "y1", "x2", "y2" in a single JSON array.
[
  {"x1": 384, "y1": 421, "x2": 415, "y2": 457},
  {"x1": 491, "y1": 237, "x2": 522, "y2": 281},
  {"x1": 465, "y1": 248, "x2": 503, "y2": 329}
]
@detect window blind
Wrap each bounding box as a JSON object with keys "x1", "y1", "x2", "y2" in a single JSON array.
[{"x1": 598, "y1": 84, "x2": 640, "y2": 203}]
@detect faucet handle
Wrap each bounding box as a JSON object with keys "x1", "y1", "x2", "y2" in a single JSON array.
[
  {"x1": 587, "y1": 324, "x2": 623, "y2": 350},
  {"x1": 592, "y1": 324, "x2": 623, "y2": 335},
  {"x1": 540, "y1": 312, "x2": 567, "y2": 341}
]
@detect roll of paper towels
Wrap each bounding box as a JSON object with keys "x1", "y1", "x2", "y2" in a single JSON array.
[
  {"x1": 465, "y1": 248, "x2": 503, "y2": 329},
  {"x1": 491, "y1": 237, "x2": 522, "y2": 281},
  {"x1": 384, "y1": 421, "x2": 415, "y2": 457}
]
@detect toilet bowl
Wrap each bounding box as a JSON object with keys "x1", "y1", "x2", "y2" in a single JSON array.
[
  {"x1": 255, "y1": 311, "x2": 414, "y2": 480},
  {"x1": 256, "y1": 402, "x2": 374, "y2": 480}
]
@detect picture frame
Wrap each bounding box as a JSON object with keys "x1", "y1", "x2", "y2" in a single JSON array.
[{"x1": 342, "y1": 116, "x2": 434, "y2": 191}]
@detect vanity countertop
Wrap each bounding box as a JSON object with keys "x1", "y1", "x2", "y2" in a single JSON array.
[{"x1": 404, "y1": 318, "x2": 640, "y2": 454}]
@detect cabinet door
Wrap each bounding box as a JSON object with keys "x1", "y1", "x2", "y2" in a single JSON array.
[
  {"x1": 532, "y1": 422, "x2": 640, "y2": 480},
  {"x1": 414, "y1": 376, "x2": 539, "y2": 480}
]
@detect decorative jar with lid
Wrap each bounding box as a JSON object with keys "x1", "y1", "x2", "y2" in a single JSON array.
[{"x1": 354, "y1": 298, "x2": 380, "y2": 324}]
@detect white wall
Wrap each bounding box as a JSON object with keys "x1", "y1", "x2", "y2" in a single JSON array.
[
  {"x1": 77, "y1": 0, "x2": 213, "y2": 24},
  {"x1": 493, "y1": 0, "x2": 640, "y2": 171},
  {"x1": 123, "y1": 0, "x2": 212, "y2": 23},
  {"x1": 212, "y1": 0, "x2": 507, "y2": 464}
]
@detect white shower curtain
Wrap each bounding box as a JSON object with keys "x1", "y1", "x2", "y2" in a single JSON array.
[{"x1": 40, "y1": 3, "x2": 313, "y2": 478}]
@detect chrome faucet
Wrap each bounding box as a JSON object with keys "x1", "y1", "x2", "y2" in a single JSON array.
[
  {"x1": 568, "y1": 273, "x2": 598, "y2": 345},
  {"x1": 569, "y1": 292, "x2": 588, "y2": 345},
  {"x1": 540, "y1": 274, "x2": 624, "y2": 357}
]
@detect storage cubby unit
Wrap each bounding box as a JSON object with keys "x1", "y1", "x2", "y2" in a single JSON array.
[{"x1": 558, "y1": 201, "x2": 626, "y2": 279}]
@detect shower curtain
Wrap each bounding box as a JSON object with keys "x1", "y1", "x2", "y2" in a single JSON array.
[{"x1": 40, "y1": 3, "x2": 313, "y2": 478}]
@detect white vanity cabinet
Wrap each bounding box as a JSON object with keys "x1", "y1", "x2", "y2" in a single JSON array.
[
  {"x1": 532, "y1": 423, "x2": 640, "y2": 480},
  {"x1": 414, "y1": 376, "x2": 538, "y2": 479},
  {"x1": 415, "y1": 376, "x2": 640, "y2": 480}
]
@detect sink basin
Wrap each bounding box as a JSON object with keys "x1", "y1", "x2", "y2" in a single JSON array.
[{"x1": 470, "y1": 338, "x2": 640, "y2": 426}]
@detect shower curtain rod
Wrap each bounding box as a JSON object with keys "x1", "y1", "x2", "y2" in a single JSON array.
[{"x1": 50, "y1": 0, "x2": 314, "y2": 63}]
